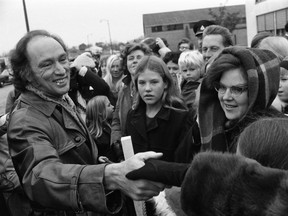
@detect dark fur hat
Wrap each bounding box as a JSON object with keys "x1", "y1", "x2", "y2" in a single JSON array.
[{"x1": 181, "y1": 152, "x2": 288, "y2": 216}]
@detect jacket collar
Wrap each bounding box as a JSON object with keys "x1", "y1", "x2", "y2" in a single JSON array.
[
  {"x1": 131, "y1": 106, "x2": 171, "y2": 140},
  {"x1": 129, "y1": 106, "x2": 169, "y2": 142},
  {"x1": 133, "y1": 105, "x2": 171, "y2": 121},
  {"x1": 20, "y1": 91, "x2": 59, "y2": 117}
]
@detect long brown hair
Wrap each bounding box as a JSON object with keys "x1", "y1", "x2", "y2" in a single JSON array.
[
  {"x1": 133, "y1": 55, "x2": 187, "y2": 111},
  {"x1": 86, "y1": 96, "x2": 110, "y2": 138}
]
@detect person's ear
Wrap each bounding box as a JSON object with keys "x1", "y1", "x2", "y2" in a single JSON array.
[
  {"x1": 164, "y1": 81, "x2": 168, "y2": 90},
  {"x1": 26, "y1": 73, "x2": 33, "y2": 83},
  {"x1": 23, "y1": 66, "x2": 34, "y2": 83}
]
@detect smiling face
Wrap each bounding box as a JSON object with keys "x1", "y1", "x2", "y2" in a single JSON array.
[
  {"x1": 137, "y1": 69, "x2": 167, "y2": 109},
  {"x1": 127, "y1": 50, "x2": 145, "y2": 77},
  {"x1": 218, "y1": 68, "x2": 249, "y2": 121},
  {"x1": 27, "y1": 36, "x2": 70, "y2": 99}
]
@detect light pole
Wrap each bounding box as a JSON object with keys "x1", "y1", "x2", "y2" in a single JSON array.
[
  {"x1": 100, "y1": 19, "x2": 113, "y2": 54},
  {"x1": 22, "y1": 0, "x2": 30, "y2": 32},
  {"x1": 87, "y1": 33, "x2": 93, "y2": 46}
]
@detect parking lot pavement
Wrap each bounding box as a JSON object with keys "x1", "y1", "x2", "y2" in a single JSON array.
[{"x1": 0, "y1": 84, "x2": 13, "y2": 115}]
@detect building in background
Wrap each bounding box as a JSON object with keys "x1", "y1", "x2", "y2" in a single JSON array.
[
  {"x1": 143, "y1": 5, "x2": 246, "y2": 51},
  {"x1": 246, "y1": 0, "x2": 288, "y2": 47}
]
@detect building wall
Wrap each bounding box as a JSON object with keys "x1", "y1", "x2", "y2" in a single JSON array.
[
  {"x1": 145, "y1": 23, "x2": 197, "y2": 51},
  {"x1": 245, "y1": 0, "x2": 288, "y2": 46},
  {"x1": 143, "y1": 5, "x2": 246, "y2": 52},
  {"x1": 233, "y1": 23, "x2": 248, "y2": 46}
]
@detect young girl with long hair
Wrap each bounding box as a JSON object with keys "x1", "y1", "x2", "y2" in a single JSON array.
[
  {"x1": 126, "y1": 55, "x2": 200, "y2": 163},
  {"x1": 86, "y1": 95, "x2": 116, "y2": 161},
  {"x1": 124, "y1": 55, "x2": 200, "y2": 216}
]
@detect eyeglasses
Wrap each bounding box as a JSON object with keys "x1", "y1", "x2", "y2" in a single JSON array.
[
  {"x1": 214, "y1": 82, "x2": 248, "y2": 96},
  {"x1": 179, "y1": 46, "x2": 189, "y2": 51}
]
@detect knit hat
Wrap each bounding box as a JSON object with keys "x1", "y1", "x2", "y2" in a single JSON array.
[
  {"x1": 198, "y1": 46, "x2": 280, "y2": 151},
  {"x1": 70, "y1": 52, "x2": 95, "y2": 69}
]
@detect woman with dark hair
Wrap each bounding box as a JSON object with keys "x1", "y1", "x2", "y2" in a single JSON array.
[
  {"x1": 178, "y1": 38, "x2": 194, "y2": 52},
  {"x1": 110, "y1": 43, "x2": 151, "y2": 148},
  {"x1": 198, "y1": 46, "x2": 284, "y2": 152}
]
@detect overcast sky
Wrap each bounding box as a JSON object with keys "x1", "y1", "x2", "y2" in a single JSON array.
[{"x1": 0, "y1": 0, "x2": 245, "y2": 55}]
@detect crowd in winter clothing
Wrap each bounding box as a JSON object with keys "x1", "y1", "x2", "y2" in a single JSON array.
[{"x1": 1, "y1": 19, "x2": 288, "y2": 216}]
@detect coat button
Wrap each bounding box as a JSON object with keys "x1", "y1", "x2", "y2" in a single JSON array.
[{"x1": 74, "y1": 136, "x2": 81, "y2": 142}]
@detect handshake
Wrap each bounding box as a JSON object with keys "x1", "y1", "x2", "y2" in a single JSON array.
[{"x1": 126, "y1": 158, "x2": 189, "y2": 187}]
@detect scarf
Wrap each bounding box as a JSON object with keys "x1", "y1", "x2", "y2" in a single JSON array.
[
  {"x1": 26, "y1": 84, "x2": 87, "y2": 134},
  {"x1": 199, "y1": 47, "x2": 280, "y2": 152}
]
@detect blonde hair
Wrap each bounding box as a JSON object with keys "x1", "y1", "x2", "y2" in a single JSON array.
[
  {"x1": 258, "y1": 36, "x2": 288, "y2": 60},
  {"x1": 178, "y1": 50, "x2": 205, "y2": 77},
  {"x1": 103, "y1": 54, "x2": 124, "y2": 91},
  {"x1": 86, "y1": 96, "x2": 110, "y2": 138}
]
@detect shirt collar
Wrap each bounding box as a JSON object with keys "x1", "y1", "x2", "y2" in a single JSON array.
[{"x1": 20, "y1": 91, "x2": 58, "y2": 116}]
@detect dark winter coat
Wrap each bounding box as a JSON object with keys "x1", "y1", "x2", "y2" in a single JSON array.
[
  {"x1": 126, "y1": 106, "x2": 200, "y2": 163},
  {"x1": 180, "y1": 79, "x2": 200, "y2": 112},
  {"x1": 7, "y1": 91, "x2": 122, "y2": 215}
]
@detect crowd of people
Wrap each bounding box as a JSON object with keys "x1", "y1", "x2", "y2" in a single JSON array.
[{"x1": 0, "y1": 19, "x2": 288, "y2": 216}]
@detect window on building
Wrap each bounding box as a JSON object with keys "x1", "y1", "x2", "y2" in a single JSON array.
[
  {"x1": 151, "y1": 26, "x2": 163, "y2": 32},
  {"x1": 257, "y1": 15, "x2": 265, "y2": 32},
  {"x1": 166, "y1": 24, "x2": 184, "y2": 31},
  {"x1": 276, "y1": 9, "x2": 286, "y2": 29},
  {"x1": 265, "y1": 13, "x2": 274, "y2": 31},
  {"x1": 189, "y1": 22, "x2": 195, "y2": 29},
  {"x1": 240, "y1": 17, "x2": 247, "y2": 24},
  {"x1": 257, "y1": 8, "x2": 288, "y2": 35}
]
